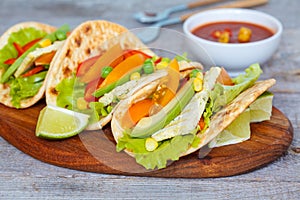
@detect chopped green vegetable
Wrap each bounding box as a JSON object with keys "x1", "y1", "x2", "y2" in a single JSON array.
[
  {"x1": 142, "y1": 59, "x2": 154, "y2": 74},
  {"x1": 101, "y1": 66, "x2": 113, "y2": 78}
]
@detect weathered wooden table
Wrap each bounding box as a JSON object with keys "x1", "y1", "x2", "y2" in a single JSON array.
[{"x1": 0, "y1": 0, "x2": 299, "y2": 199}]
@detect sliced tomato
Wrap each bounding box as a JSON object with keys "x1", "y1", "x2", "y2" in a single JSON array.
[
  {"x1": 13, "y1": 42, "x2": 24, "y2": 56},
  {"x1": 198, "y1": 116, "x2": 205, "y2": 130},
  {"x1": 21, "y1": 66, "x2": 45, "y2": 77},
  {"x1": 217, "y1": 67, "x2": 234, "y2": 86},
  {"x1": 22, "y1": 38, "x2": 42, "y2": 51},
  {"x1": 76, "y1": 55, "x2": 101, "y2": 77},
  {"x1": 84, "y1": 78, "x2": 104, "y2": 102},
  {"x1": 4, "y1": 58, "x2": 16, "y2": 65},
  {"x1": 35, "y1": 51, "x2": 56, "y2": 66}
]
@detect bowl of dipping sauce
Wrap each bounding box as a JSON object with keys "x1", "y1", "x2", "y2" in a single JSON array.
[{"x1": 183, "y1": 8, "x2": 283, "y2": 71}]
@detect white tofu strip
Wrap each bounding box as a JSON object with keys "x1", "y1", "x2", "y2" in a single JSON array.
[{"x1": 151, "y1": 67, "x2": 221, "y2": 141}]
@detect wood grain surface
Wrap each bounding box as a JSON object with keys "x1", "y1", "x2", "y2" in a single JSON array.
[
  {"x1": 0, "y1": 101, "x2": 293, "y2": 178},
  {"x1": 1, "y1": 0, "x2": 300, "y2": 199}
]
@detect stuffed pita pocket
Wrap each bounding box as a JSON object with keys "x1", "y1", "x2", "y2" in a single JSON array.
[
  {"x1": 111, "y1": 63, "x2": 276, "y2": 170},
  {"x1": 0, "y1": 21, "x2": 69, "y2": 108}
]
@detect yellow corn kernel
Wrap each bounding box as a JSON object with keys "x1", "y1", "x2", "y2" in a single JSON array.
[
  {"x1": 145, "y1": 138, "x2": 158, "y2": 152},
  {"x1": 218, "y1": 32, "x2": 230, "y2": 43},
  {"x1": 238, "y1": 27, "x2": 252, "y2": 43},
  {"x1": 156, "y1": 61, "x2": 169, "y2": 70},
  {"x1": 130, "y1": 72, "x2": 141, "y2": 80},
  {"x1": 196, "y1": 71, "x2": 203, "y2": 80},
  {"x1": 193, "y1": 78, "x2": 203, "y2": 92},
  {"x1": 77, "y1": 97, "x2": 88, "y2": 110},
  {"x1": 39, "y1": 39, "x2": 52, "y2": 48}
]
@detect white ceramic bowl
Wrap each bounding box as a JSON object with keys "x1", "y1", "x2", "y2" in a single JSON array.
[{"x1": 183, "y1": 8, "x2": 283, "y2": 71}]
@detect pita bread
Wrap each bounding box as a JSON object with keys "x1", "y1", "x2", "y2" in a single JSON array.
[
  {"x1": 45, "y1": 20, "x2": 152, "y2": 106},
  {"x1": 0, "y1": 22, "x2": 56, "y2": 108}
]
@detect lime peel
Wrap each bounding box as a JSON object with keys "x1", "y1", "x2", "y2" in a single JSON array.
[{"x1": 36, "y1": 105, "x2": 89, "y2": 139}]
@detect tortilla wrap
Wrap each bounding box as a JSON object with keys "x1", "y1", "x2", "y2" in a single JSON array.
[
  {"x1": 45, "y1": 20, "x2": 152, "y2": 107},
  {"x1": 86, "y1": 69, "x2": 168, "y2": 130},
  {"x1": 0, "y1": 22, "x2": 56, "y2": 108},
  {"x1": 111, "y1": 67, "x2": 276, "y2": 159}
]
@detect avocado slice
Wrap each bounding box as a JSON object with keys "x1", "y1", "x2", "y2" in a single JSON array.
[{"x1": 129, "y1": 79, "x2": 195, "y2": 138}]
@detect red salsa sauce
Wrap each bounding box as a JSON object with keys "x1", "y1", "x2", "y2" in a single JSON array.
[{"x1": 192, "y1": 21, "x2": 274, "y2": 43}]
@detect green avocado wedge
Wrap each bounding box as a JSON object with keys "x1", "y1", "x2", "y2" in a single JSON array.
[{"x1": 129, "y1": 79, "x2": 195, "y2": 138}]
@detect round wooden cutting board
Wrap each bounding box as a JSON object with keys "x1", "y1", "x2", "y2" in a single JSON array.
[{"x1": 0, "y1": 101, "x2": 293, "y2": 178}]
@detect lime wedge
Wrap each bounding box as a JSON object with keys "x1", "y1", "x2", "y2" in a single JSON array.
[
  {"x1": 249, "y1": 92, "x2": 273, "y2": 122},
  {"x1": 36, "y1": 105, "x2": 89, "y2": 139}
]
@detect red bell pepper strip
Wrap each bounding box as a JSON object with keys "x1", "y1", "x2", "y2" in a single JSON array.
[
  {"x1": 13, "y1": 42, "x2": 25, "y2": 56},
  {"x1": 21, "y1": 66, "x2": 45, "y2": 77},
  {"x1": 22, "y1": 38, "x2": 42, "y2": 51},
  {"x1": 4, "y1": 58, "x2": 17, "y2": 65}
]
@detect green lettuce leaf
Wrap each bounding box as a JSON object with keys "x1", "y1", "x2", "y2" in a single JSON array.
[
  {"x1": 117, "y1": 133, "x2": 196, "y2": 170},
  {"x1": 211, "y1": 63, "x2": 263, "y2": 113},
  {"x1": 56, "y1": 76, "x2": 85, "y2": 110},
  {"x1": 0, "y1": 27, "x2": 47, "y2": 70},
  {"x1": 9, "y1": 71, "x2": 47, "y2": 108}
]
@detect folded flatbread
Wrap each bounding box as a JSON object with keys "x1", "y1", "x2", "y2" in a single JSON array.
[{"x1": 0, "y1": 22, "x2": 57, "y2": 108}]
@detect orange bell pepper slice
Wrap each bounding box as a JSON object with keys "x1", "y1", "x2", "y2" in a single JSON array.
[
  {"x1": 122, "y1": 99, "x2": 154, "y2": 129},
  {"x1": 34, "y1": 51, "x2": 56, "y2": 66},
  {"x1": 154, "y1": 58, "x2": 180, "y2": 107},
  {"x1": 99, "y1": 53, "x2": 146, "y2": 88}
]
